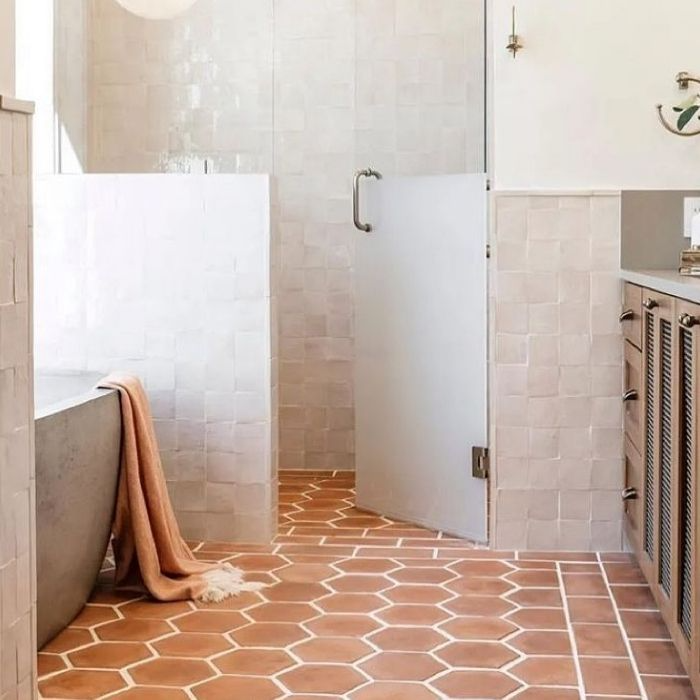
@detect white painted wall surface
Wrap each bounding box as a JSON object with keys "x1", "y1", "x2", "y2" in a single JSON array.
[{"x1": 492, "y1": 0, "x2": 700, "y2": 190}]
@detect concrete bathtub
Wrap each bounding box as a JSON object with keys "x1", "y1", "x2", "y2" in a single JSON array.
[{"x1": 35, "y1": 372, "x2": 121, "y2": 649}]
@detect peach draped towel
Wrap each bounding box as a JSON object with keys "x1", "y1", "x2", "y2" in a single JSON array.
[{"x1": 98, "y1": 374, "x2": 264, "y2": 603}]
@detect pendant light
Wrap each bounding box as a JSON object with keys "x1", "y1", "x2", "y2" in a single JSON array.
[{"x1": 114, "y1": 0, "x2": 199, "y2": 20}]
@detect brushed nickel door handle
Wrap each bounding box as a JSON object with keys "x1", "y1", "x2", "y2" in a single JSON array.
[
  {"x1": 622, "y1": 487, "x2": 638, "y2": 501},
  {"x1": 619, "y1": 309, "x2": 635, "y2": 322},
  {"x1": 679, "y1": 313, "x2": 699, "y2": 329},
  {"x1": 353, "y1": 168, "x2": 382, "y2": 233},
  {"x1": 622, "y1": 389, "x2": 638, "y2": 402}
]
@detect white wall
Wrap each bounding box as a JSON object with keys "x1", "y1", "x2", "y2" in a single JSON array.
[
  {"x1": 492, "y1": 0, "x2": 700, "y2": 190},
  {"x1": 34, "y1": 174, "x2": 277, "y2": 543},
  {"x1": 0, "y1": 0, "x2": 14, "y2": 95}
]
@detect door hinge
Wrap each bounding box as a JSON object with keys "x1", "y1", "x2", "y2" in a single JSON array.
[{"x1": 472, "y1": 446, "x2": 490, "y2": 480}]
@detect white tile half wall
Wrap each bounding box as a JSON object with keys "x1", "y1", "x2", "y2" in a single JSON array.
[
  {"x1": 490, "y1": 192, "x2": 624, "y2": 552},
  {"x1": 34, "y1": 174, "x2": 277, "y2": 543}
]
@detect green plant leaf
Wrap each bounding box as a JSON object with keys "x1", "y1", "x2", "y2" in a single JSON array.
[
  {"x1": 678, "y1": 105, "x2": 700, "y2": 130},
  {"x1": 675, "y1": 93, "x2": 700, "y2": 112}
]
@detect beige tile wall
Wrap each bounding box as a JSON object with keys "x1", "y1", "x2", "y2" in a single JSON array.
[
  {"x1": 0, "y1": 101, "x2": 37, "y2": 698},
  {"x1": 490, "y1": 192, "x2": 624, "y2": 551}
]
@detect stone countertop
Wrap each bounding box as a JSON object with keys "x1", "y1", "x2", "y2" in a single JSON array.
[{"x1": 621, "y1": 268, "x2": 700, "y2": 304}]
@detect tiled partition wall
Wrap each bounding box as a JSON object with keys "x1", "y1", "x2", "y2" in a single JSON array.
[
  {"x1": 0, "y1": 98, "x2": 37, "y2": 697},
  {"x1": 83, "y1": 0, "x2": 485, "y2": 471},
  {"x1": 33, "y1": 174, "x2": 277, "y2": 543},
  {"x1": 490, "y1": 192, "x2": 624, "y2": 551}
]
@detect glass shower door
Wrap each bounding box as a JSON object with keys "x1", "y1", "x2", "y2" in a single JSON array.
[{"x1": 353, "y1": 0, "x2": 488, "y2": 540}]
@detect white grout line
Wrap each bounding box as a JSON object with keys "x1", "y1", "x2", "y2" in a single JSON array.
[
  {"x1": 598, "y1": 553, "x2": 649, "y2": 700},
  {"x1": 556, "y1": 560, "x2": 586, "y2": 700}
]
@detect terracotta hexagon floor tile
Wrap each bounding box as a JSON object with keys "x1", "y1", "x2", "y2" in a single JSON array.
[
  {"x1": 70, "y1": 605, "x2": 119, "y2": 628},
  {"x1": 247, "y1": 602, "x2": 317, "y2": 623},
  {"x1": 305, "y1": 614, "x2": 381, "y2": 637},
  {"x1": 39, "y1": 670, "x2": 127, "y2": 699},
  {"x1": 511, "y1": 689, "x2": 580, "y2": 699},
  {"x1": 38, "y1": 653, "x2": 67, "y2": 678},
  {"x1": 276, "y1": 564, "x2": 337, "y2": 582},
  {"x1": 360, "y1": 652, "x2": 445, "y2": 681},
  {"x1": 505, "y1": 589, "x2": 563, "y2": 608},
  {"x1": 449, "y1": 560, "x2": 515, "y2": 577},
  {"x1": 376, "y1": 604, "x2": 450, "y2": 626},
  {"x1": 603, "y1": 563, "x2": 646, "y2": 585},
  {"x1": 440, "y1": 617, "x2": 518, "y2": 640},
  {"x1": 619, "y1": 610, "x2": 671, "y2": 639},
  {"x1": 506, "y1": 608, "x2": 567, "y2": 630},
  {"x1": 389, "y1": 568, "x2": 455, "y2": 584},
  {"x1": 110, "y1": 690, "x2": 189, "y2": 700},
  {"x1": 563, "y1": 574, "x2": 608, "y2": 596},
  {"x1": 129, "y1": 658, "x2": 214, "y2": 686},
  {"x1": 193, "y1": 676, "x2": 283, "y2": 700},
  {"x1": 89, "y1": 589, "x2": 142, "y2": 606},
  {"x1": 383, "y1": 584, "x2": 452, "y2": 604},
  {"x1": 436, "y1": 641, "x2": 518, "y2": 668},
  {"x1": 443, "y1": 596, "x2": 516, "y2": 617},
  {"x1": 193, "y1": 591, "x2": 262, "y2": 611},
  {"x1": 42, "y1": 628, "x2": 94, "y2": 653},
  {"x1": 642, "y1": 674, "x2": 696, "y2": 699},
  {"x1": 335, "y1": 559, "x2": 397, "y2": 574},
  {"x1": 369, "y1": 627, "x2": 448, "y2": 652},
  {"x1": 631, "y1": 639, "x2": 686, "y2": 675},
  {"x1": 231, "y1": 622, "x2": 309, "y2": 647},
  {"x1": 316, "y1": 593, "x2": 387, "y2": 613},
  {"x1": 328, "y1": 575, "x2": 392, "y2": 593},
  {"x1": 68, "y1": 642, "x2": 152, "y2": 669},
  {"x1": 264, "y1": 581, "x2": 330, "y2": 602},
  {"x1": 509, "y1": 630, "x2": 572, "y2": 655},
  {"x1": 446, "y1": 577, "x2": 515, "y2": 596},
  {"x1": 610, "y1": 585, "x2": 656, "y2": 610},
  {"x1": 431, "y1": 670, "x2": 522, "y2": 698},
  {"x1": 507, "y1": 570, "x2": 559, "y2": 588},
  {"x1": 573, "y1": 623, "x2": 627, "y2": 657},
  {"x1": 279, "y1": 664, "x2": 365, "y2": 694},
  {"x1": 213, "y1": 648, "x2": 295, "y2": 675},
  {"x1": 120, "y1": 600, "x2": 192, "y2": 620},
  {"x1": 579, "y1": 657, "x2": 640, "y2": 696},
  {"x1": 350, "y1": 682, "x2": 439, "y2": 699},
  {"x1": 95, "y1": 619, "x2": 172, "y2": 643},
  {"x1": 292, "y1": 637, "x2": 373, "y2": 663},
  {"x1": 153, "y1": 633, "x2": 232, "y2": 658},
  {"x1": 229, "y1": 554, "x2": 287, "y2": 571},
  {"x1": 510, "y1": 656, "x2": 578, "y2": 685},
  {"x1": 567, "y1": 597, "x2": 617, "y2": 623},
  {"x1": 172, "y1": 611, "x2": 247, "y2": 633}
]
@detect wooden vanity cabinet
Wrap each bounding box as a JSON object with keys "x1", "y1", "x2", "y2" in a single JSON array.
[{"x1": 622, "y1": 284, "x2": 700, "y2": 690}]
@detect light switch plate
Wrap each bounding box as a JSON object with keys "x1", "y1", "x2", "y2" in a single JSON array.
[{"x1": 684, "y1": 197, "x2": 700, "y2": 238}]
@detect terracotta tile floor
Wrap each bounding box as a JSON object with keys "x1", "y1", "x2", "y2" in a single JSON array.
[{"x1": 38, "y1": 471, "x2": 695, "y2": 699}]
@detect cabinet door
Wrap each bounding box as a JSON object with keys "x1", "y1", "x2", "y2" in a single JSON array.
[
  {"x1": 675, "y1": 300, "x2": 700, "y2": 674},
  {"x1": 623, "y1": 341, "x2": 642, "y2": 453},
  {"x1": 624, "y1": 437, "x2": 643, "y2": 551},
  {"x1": 622, "y1": 283, "x2": 643, "y2": 350}
]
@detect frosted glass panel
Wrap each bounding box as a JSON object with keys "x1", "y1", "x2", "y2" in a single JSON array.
[{"x1": 355, "y1": 174, "x2": 488, "y2": 541}]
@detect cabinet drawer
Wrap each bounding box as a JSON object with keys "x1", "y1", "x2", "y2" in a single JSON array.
[
  {"x1": 623, "y1": 340, "x2": 642, "y2": 452},
  {"x1": 624, "y1": 436, "x2": 642, "y2": 550},
  {"x1": 621, "y1": 283, "x2": 642, "y2": 349}
]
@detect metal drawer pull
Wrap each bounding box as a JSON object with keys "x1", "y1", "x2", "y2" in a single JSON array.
[
  {"x1": 619, "y1": 309, "x2": 635, "y2": 322},
  {"x1": 622, "y1": 487, "x2": 638, "y2": 501},
  {"x1": 643, "y1": 298, "x2": 658, "y2": 310},
  {"x1": 679, "y1": 313, "x2": 699, "y2": 329},
  {"x1": 622, "y1": 389, "x2": 639, "y2": 402}
]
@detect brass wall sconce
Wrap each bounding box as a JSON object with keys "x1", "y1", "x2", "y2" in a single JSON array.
[
  {"x1": 657, "y1": 72, "x2": 700, "y2": 137},
  {"x1": 506, "y1": 6, "x2": 523, "y2": 58}
]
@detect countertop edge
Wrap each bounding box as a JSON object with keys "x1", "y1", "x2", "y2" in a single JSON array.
[{"x1": 621, "y1": 268, "x2": 700, "y2": 305}]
